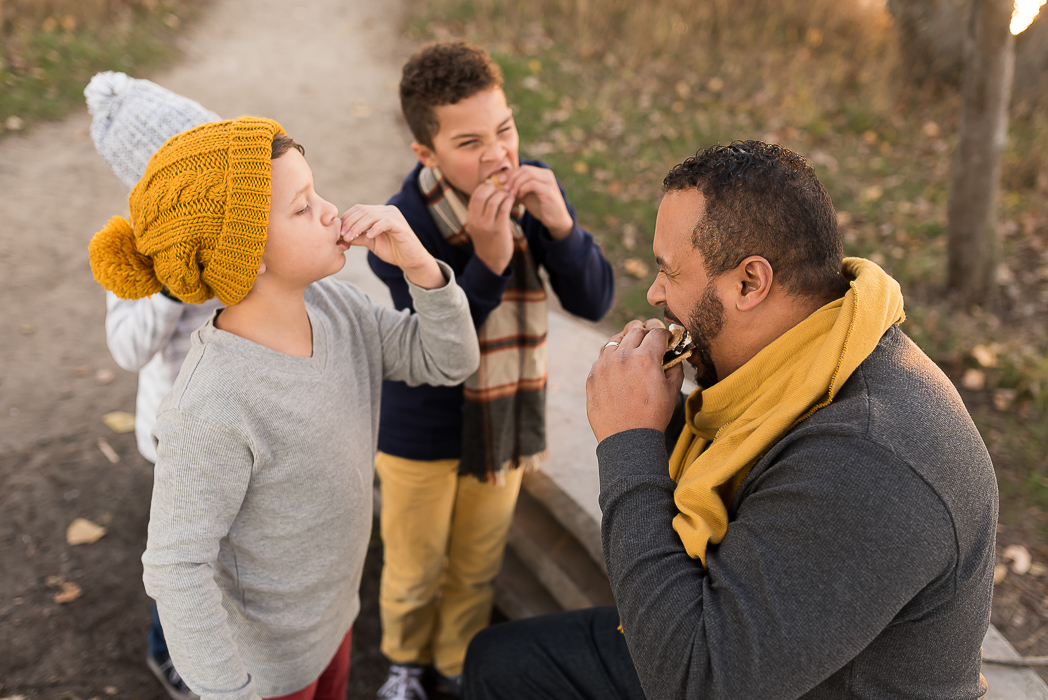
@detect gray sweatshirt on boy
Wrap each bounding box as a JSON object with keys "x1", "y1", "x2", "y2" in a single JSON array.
[{"x1": 142, "y1": 266, "x2": 479, "y2": 700}]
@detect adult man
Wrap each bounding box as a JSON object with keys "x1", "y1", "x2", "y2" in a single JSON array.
[{"x1": 462, "y1": 141, "x2": 997, "y2": 699}]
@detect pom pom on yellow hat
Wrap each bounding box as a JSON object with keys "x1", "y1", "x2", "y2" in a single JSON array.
[{"x1": 88, "y1": 116, "x2": 284, "y2": 306}]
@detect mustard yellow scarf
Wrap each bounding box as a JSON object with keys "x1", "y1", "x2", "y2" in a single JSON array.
[{"x1": 668, "y1": 258, "x2": 905, "y2": 565}]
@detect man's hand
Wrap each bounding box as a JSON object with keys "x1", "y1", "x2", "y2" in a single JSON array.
[
  {"x1": 341, "y1": 204, "x2": 444, "y2": 289},
  {"x1": 465, "y1": 182, "x2": 516, "y2": 274},
  {"x1": 587, "y1": 319, "x2": 684, "y2": 443},
  {"x1": 506, "y1": 165, "x2": 574, "y2": 240}
]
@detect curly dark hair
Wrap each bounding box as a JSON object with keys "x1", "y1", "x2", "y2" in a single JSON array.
[
  {"x1": 399, "y1": 40, "x2": 504, "y2": 149},
  {"x1": 663, "y1": 140, "x2": 849, "y2": 302}
]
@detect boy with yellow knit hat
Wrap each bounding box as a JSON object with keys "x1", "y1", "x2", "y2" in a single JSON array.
[{"x1": 89, "y1": 117, "x2": 480, "y2": 700}]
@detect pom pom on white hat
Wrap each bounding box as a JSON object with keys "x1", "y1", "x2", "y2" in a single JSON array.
[{"x1": 85, "y1": 71, "x2": 221, "y2": 190}]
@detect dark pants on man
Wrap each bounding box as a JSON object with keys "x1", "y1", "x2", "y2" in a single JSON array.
[{"x1": 462, "y1": 606, "x2": 647, "y2": 700}]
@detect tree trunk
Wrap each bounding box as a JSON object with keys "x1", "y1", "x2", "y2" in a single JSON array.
[
  {"x1": 946, "y1": 0, "x2": 1014, "y2": 307},
  {"x1": 1014, "y1": 9, "x2": 1048, "y2": 115},
  {"x1": 887, "y1": 0, "x2": 968, "y2": 86}
]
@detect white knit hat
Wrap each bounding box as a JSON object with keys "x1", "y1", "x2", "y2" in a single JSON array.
[{"x1": 85, "y1": 71, "x2": 221, "y2": 190}]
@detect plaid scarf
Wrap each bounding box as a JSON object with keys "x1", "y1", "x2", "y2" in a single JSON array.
[{"x1": 419, "y1": 166, "x2": 549, "y2": 483}]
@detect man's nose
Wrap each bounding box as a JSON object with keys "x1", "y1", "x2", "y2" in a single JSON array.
[{"x1": 647, "y1": 276, "x2": 666, "y2": 307}]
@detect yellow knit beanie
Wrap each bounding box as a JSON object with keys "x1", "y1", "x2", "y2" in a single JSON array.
[{"x1": 88, "y1": 116, "x2": 284, "y2": 305}]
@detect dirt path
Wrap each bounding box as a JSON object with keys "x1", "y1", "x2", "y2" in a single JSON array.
[{"x1": 0, "y1": 0, "x2": 417, "y2": 696}]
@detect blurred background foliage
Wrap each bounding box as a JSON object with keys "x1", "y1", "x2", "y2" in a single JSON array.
[
  {"x1": 0, "y1": 0, "x2": 202, "y2": 134},
  {"x1": 402, "y1": 0, "x2": 1048, "y2": 534},
  {"x1": 1, "y1": 0, "x2": 1046, "y2": 532}
]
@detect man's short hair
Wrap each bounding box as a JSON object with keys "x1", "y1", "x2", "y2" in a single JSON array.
[
  {"x1": 399, "y1": 40, "x2": 504, "y2": 149},
  {"x1": 664, "y1": 140, "x2": 848, "y2": 301}
]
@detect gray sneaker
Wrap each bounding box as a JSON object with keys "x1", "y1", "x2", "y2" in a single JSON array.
[
  {"x1": 147, "y1": 652, "x2": 199, "y2": 700},
  {"x1": 377, "y1": 663, "x2": 428, "y2": 700}
]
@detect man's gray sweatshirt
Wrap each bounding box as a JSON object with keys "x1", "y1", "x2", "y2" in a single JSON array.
[
  {"x1": 599, "y1": 325, "x2": 997, "y2": 699},
  {"x1": 143, "y1": 267, "x2": 479, "y2": 700}
]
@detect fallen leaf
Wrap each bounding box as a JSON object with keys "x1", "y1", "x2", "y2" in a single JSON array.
[
  {"x1": 706, "y1": 76, "x2": 724, "y2": 92},
  {"x1": 992, "y1": 389, "x2": 1017, "y2": 411},
  {"x1": 621, "y1": 223, "x2": 637, "y2": 251},
  {"x1": 5, "y1": 116, "x2": 24, "y2": 132},
  {"x1": 67, "y1": 517, "x2": 106, "y2": 545},
  {"x1": 994, "y1": 563, "x2": 1008, "y2": 584},
  {"x1": 573, "y1": 161, "x2": 589, "y2": 175},
  {"x1": 102, "y1": 411, "x2": 135, "y2": 433},
  {"x1": 623, "y1": 258, "x2": 650, "y2": 279},
  {"x1": 960, "y1": 368, "x2": 985, "y2": 391},
  {"x1": 53, "y1": 581, "x2": 82, "y2": 604},
  {"x1": 45, "y1": 575, "x2": 64, "y2": 588},
  {"x1": 1003, "y1": 544, "x2": 1032, "y2": 575},
  {"x1": 860, "y1": 184, "x2": 883, "y2": 202},
  {"x1": 1, "y1": 695, "x2": 28, "y2": 700},
  {"x1": 1030, "y1": 562, "x2": 1048, "y2": 577},
  {"x1": 970, "y1": 344, "x2": 998, "y2": 368},
  {"x1": 922, "y1": 121, "x2": 941, "y2": 138},
  {"x1": 97, "y1": 437, "x2": 120, "y2": 464},
  {"x1": 95, "y1": 368, "x2": 115, "y2": 385}
]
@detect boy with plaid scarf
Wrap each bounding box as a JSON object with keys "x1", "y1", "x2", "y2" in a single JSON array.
[{"x1": 364, "y1": 41, "x2": 614, "y2": 699}]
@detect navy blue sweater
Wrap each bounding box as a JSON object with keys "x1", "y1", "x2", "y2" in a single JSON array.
[{"x1": 368, "y1": 160, "x2": 615, "y2": 460}]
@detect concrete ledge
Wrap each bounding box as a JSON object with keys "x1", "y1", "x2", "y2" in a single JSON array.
[
  {"x1": 505, "y1": 487, "x2": 614, "y2": 611},
  {"x1": 494, "y1": 548, "x2": 562, "y2": 621},
  {"x1": 982, "y1": 624, "x2": 1048, "y2": 698}
]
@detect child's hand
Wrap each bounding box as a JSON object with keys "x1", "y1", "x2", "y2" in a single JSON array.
[
  {"x1": 341, "y1": 205, "x2": 444, "y2": 289},
  {"x1": 506, "y1": 165, "x2": 574, "y2": 240},
  {"x1": 464, "y1": 182, "x2": 516, "y2": 274}
]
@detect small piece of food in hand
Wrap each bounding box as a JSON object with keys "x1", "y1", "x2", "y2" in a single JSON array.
[
  {"x1": 662, "y1": 323, "x2": 694, "y2": 370},
  {"x1": 486, "y1": 169, "x2": 510, "y2": 187}
]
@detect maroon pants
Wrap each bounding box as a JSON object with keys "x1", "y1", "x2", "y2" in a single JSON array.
[{"x1": 264, "y1": 629, "x2": 352, "y2": 700}]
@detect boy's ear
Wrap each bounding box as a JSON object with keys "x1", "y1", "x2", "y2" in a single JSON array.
[{"x1": 411, "y1": 142, "x2": 439, "y2": 170}]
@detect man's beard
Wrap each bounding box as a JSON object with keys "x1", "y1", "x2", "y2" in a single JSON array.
[{"x1": 666, "y1": 280, "x2": 724, "y2": 389}]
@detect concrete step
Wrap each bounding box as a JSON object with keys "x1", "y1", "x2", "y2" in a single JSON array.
[
  {"x1": 493, "y1": 547, "x2": 562, "y2": 621},
  {"x1": 504, "y1": 486, "x2": 614, "y2": 611}
]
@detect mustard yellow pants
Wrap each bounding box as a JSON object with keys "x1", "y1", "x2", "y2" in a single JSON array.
[{"x1": 375, "y1": 452, "x2": 524, "y2": 677}]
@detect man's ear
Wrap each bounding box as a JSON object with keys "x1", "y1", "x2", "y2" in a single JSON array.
[
  {"x1": 411, "y1": 142, "x2": 439, "y2": 169},
  {"x1": 735, "y1": 255, "x2": 773, "y2": 311},
  {"x1": 257, "y1": 259, "x2": 267, "y2": 277}
]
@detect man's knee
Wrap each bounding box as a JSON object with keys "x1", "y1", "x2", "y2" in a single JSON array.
[{"x1": 464, "y1": 622, "x2": 515, "y2": 674}]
